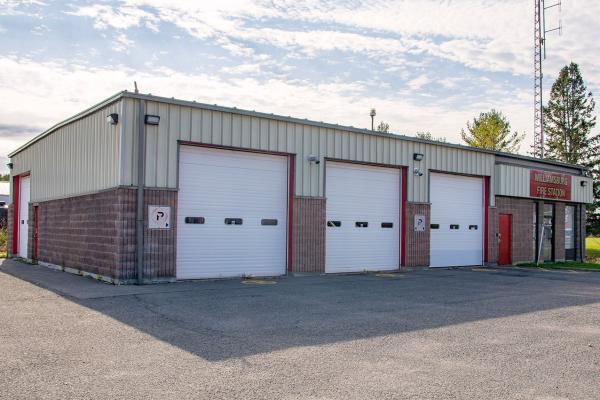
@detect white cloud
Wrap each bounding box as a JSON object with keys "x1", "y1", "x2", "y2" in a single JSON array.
[
  {"x1": 114, "y1": 33, "x2": 135, "y2": 52},
  {"x1": 66, "y1": 3, "x2": 159, "y2": 31},
  {"x1": 0, "y1": 56, "x2": 534, "y2": 162},
  {"x1": 407, "y1": 75, "x2": 429, "y2": 91}
]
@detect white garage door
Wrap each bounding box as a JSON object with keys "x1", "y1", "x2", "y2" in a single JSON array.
[
  {"x1": 176, "y1": 146, "x2": 288, "y2": 279},
  {"x1": 325, "y1": 162, "x2": 400, "y2": 273},
  {"x1": 430, "y1": 173, "x2": 483, "y2": 267}
]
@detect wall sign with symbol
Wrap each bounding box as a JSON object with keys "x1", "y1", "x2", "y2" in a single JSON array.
[
  {"x1": 148, "y1": 206, "x2": 171, "y2": 229},
  {"x1": 414, "y1": 214, "x2": 426, "y2": 232}
]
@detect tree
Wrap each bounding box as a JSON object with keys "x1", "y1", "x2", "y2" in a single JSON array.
[
  {"x1": 415, "y1": 131, "x2": 446, "y2": 143},
  {"x1": 0, "y1": 174, "x2": 8, "y2": 182},
  {"x1": 460, "y1": 110, "x2": 524, "y2": 153},
  {"x1": 543, "y1": 62, "x2": 599, "y2": 228},
  {"x1": 376, "y1": 121, "x2": 390, "y2": 133}
]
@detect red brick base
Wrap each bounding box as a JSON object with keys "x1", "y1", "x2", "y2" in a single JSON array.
[
  {"x1": 404, "y1": 202, "x2": 430, "y2": 267},
  {"x1": 10, "y1": 187, "x2": 177, "y2": 282},
  {"x1": 292, "y1": 197, "x2": 325, "y2": 273}
]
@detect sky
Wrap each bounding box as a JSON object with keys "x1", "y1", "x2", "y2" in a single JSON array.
[{"x1": 1, "y1": 0, "x2": 599, "y2": 174}]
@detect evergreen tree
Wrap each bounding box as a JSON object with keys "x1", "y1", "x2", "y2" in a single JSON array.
[
  {"x1": 544, "y1": 62, "x2": 599, "y2": 224},
  {"x1": 461, "y1": 110, "x2": 524, "y2": 153}
]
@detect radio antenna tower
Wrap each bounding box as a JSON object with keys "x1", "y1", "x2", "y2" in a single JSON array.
[{"x1": 533, "y1": 0, "x2": 562, "y2": 158}]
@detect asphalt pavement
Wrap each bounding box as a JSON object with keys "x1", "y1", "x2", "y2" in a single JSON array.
[{"x1": 1, "y1": 258, "x2": 599, "y2": 399}]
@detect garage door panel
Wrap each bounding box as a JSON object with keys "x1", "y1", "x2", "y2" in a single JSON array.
[
  {"x1": 177, "y1": 146, "x2": 287, "y2": 279},
  {"x1": 430, "y1": 173, "x2": 483, "y2": 267},
  {"x1": 326, "y1": 162, "x2": 400, "y2": 273}
]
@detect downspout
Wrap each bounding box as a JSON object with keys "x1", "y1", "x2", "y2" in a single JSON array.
[{"x1": 136, "y1": 99, "x2": 146, "y2": 284}]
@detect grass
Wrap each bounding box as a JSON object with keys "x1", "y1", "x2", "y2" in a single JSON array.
[
  {"x1": 0, "y1": 227, "x2": 6, "y2": 259},
  {"x1": 587, "y1": 236, "x2": 600, "y2": 263},
  {"x1": 518, "y1": 237, "x2": 600, "y2": 271}
]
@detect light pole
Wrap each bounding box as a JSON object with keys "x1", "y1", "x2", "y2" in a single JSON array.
[{"x1": 370, "y1": 108, "x2": 376, "y2": 131}]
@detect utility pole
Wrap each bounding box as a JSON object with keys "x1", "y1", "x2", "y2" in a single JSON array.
[{"x1": 533, "y1": 0, "x2": 562, "y2": 159}]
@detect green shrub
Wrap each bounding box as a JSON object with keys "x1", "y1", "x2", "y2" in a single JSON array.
[{"x1": 0, "y1": 226, "x2": 6, "y2": 258}]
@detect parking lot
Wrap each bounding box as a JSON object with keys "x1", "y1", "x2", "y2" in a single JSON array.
[{"x1": 1, "y1": 258, "x2": 599, "y2": 399}]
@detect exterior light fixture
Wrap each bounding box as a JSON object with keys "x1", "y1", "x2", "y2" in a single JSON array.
[
  {"x1": 106, "y1": 113, "x2": 119, "y2": 125},
  {"x1": 413, "y1": 167, "x2": 423, "y2": 177},
  {"x1": 307, "y1": 155, "x2": 320, "y2": 165},
  {"x1": 370, "y1": 108, "x2": 376, "y2": 131},
  {"x1": 413, "y1": 153, "x2": 424, "y2": 161},
  {"x1": 144, "y1": 115, "x2": 160, "y2": 125},
  {"x1": 6, "y1": 162, "x2": 13, "y2": 170},
  {"x1": 581, "y1": 180, "x2": 588, "y2": 187}
]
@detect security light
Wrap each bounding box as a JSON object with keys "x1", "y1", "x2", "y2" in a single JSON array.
[
  {"x1": 413, "y1": 153, "x2": 424, "y2": 161},
  {"x1": 581, "y1": 180, "x2": 588, "y2": 187},
  {"x1": 413, "y1": 167, "x2": 423, "y2": 177},
  {"x1": 144, "y1": 115, "x2": 160, "y2": 125},
  {"x1": 106, "y1": 113, "x2": 119, "y2": 125},
  {"x1": 307, "y1": 155, "x2": 320, "y2": 165},
  {"x1": 6, "y1": 162, "x2": 13, "y2": 170}
]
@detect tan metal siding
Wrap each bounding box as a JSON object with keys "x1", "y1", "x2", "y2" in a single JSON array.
[
  {"x1": 495, "y1": 164, "x2": 593, "y2": 204},
  {"x1": 10, "y1": 101, "x2": 122, "y2": 202},
  {"x1": 571, "y1": 175, "x2": 594, "y2": 203},
  {"x1": 122, "y1": 100, "x2": 496, "y2": 203},
  {"x1": 495, "y1": 164, "x2": 530, "y2": 198}
]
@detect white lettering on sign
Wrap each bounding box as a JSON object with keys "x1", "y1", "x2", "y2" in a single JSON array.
[
  {"x1": 148, "y1": 206, "x2": 171, "y2": 229},
  {"x1": 414, "y1": 214, "x2": 426, "y2": 232}
]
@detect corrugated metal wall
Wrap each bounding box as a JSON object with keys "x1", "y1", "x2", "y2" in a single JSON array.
[
  {"x1": 11, "y1": 101, "x2": 122, "y2": 202},
  {"x1": 121, "y1": 99, "x2": 496, "y2": 204},
  {"x1": 9, "y1": 94, "x2": 593, "y2": 206},
  {"x1": 495, "y1": 164, "x2": 593, "y2": 203}
]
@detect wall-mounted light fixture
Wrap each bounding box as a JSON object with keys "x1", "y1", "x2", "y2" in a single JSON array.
[
  {"x1": 307, "y1": 155, "x2": 320, "y2": 165},
  {"x1": 413, "y1": 153, "x2": 424, "y2": 161},
  {"x1": 106, "y1": 113, "x2": 119, "y2": 125},
  {"x1": 144, "y1": 115, "x2": 160, "y2": 125},
  {"x1": 6, "y1": 162, "x2": 13, "y2": 170},
  {"x1": 581, "y1": 180, "x2": 588, "y2": 187},
  {"x1": 413, "y1": 167, "x2": 423, "y2": 177}
]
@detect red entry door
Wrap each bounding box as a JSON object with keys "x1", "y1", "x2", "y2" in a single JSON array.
[{"x1": 498, "y1": 214, "x2": 511, "y2": 265}]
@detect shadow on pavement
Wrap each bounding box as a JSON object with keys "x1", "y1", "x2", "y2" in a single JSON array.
[{"x1": 2, "y1": 258, "x2": 599, "y2": 362}]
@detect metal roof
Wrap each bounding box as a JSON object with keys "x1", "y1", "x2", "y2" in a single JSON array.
[{"x1": 8, "y1": 90, "x2": 588, "y2": 172}]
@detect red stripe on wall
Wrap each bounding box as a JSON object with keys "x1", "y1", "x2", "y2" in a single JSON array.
[
  {"x1": 401, "y1": 167, "x2": 407, "y2": 267},
  {"x1": 287, "y1": 155, "x2": 295, "y2": 273},
  {"x1": 484, "y1": 176, "x2": 490, "y2": 263},
  {"x1": 12, "y1": 175, "x2": 20, "y2": 255}
]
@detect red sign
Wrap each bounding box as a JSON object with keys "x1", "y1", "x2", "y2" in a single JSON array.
[{"x1": 530, "y1": 169, "x2": 571, "y2": 200}]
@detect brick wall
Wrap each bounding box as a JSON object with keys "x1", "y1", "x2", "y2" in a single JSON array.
[
  {"x1": 576, "y1": 206, "x2": 586, "y2": 261},
  {"x1": 6, "y1": 204, "x2": 13, "y2": 257},
  {"x1": 143, "y1": 189, "x2": 178, "y2": 281},
  {"x1": 496, "y1": 196, "x2": 536, "y2": 264},
  {"x1": 292, "y1": 197, "x2": 325, "y2": 273},
  {"x1": 404, "y1": 202, "x2": 430, "y2": 267},
  {"x1": 36, "y1": 189, "x2": 125, "y2": 278},
  {"x1": 29, "y1": 187, "x2": 177, "y2": 282},
  {"x1": 554, "y1": 202, "x2": 566, "y2": 261},
  {"x1": 487, "y1": 207, "x2": 498, "y2": 264},
  {"x1": 27, "y1": 203, "x2": 35, "y2": 260}
]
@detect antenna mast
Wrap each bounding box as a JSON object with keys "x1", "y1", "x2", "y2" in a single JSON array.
[{"x1": 533, "y1": 0, "x2": 562, "y2": 159}]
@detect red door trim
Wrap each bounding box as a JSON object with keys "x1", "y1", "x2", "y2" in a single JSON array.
[
  {"x1": 287, "y1": 155, "x2": 295, "y2": 273},
  {"x1": 12, "y1": 175, "x2": 20, "y2": 255},
  {"x1": 401, "y1": 167, "x2": 407, "y2": 267},
  {"x1": 483, "y1": 176, "x2": 489, "y2": 263}
]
